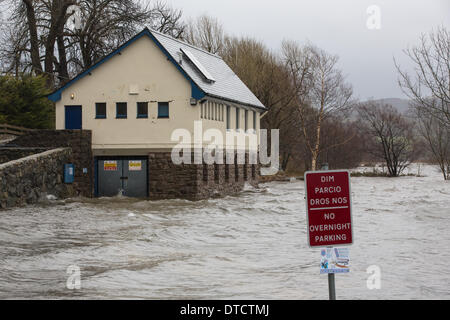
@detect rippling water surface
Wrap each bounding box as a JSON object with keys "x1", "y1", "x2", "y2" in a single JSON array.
[{"x1": 0, "y1": 165, "x2": 449, "y2": 300}]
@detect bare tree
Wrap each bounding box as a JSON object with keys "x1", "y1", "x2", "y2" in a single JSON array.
[
  {"x1": 149, "y1": 1, "x2": 185, "y2": 38},
  {"x1": 3, "y1": 0, "x2": 77, "y2": 86},
  {"x1": 68, "y1": 0, "x2": 185, "y2": 72},
  {"x1": 0, "y1": 0, "x2": 186, "y2": 87},
  {"x1": 221, "y1": 38, "x2": 312, "y2": 171},
  {"x1": 177, "y1": 13, "x2": 359, "y2": 173},
  {"x1": 222, "y1": 37, "x2": 297, "y2": 128},
  {"x1": 294, "y1": 45, "x2": 353, "y2": 171},
  {"x1": 396, "y1": 26, "x2": 449, "y2": 128},
  {"x1": 67, "y1": 0, "x2": 153, "y2": 72},
  {"x1": 184, "y1": 14, "x2": 225, "y2": 55},
  {"x1": 415, "y1": 107, "x2": 450, "y2": 180},
  {"x1": 229, "y1": 39, "x2": 355, "y2": 172},
  {"x1": 358, "y1": 102, "x2": 418, "y2": 177},
  {"x1": 396, "y1": 27, "x2": 450, "y2": 180},
  {"x1": 319, "y1": 116, "x2": 364, "y2": 170}
]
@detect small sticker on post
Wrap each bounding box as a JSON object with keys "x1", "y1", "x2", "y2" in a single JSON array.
[{"x1": 320, "y1": 247, "x2": 350, "y2": 274}]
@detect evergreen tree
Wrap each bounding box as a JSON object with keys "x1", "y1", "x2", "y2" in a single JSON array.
[{"x1": 0, "y1": 75, "x2": 54, "y2": 129}]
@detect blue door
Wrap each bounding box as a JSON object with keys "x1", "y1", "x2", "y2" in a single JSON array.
[{"x1": 65, "y1": 106, "x2": 82, "y2": 130}]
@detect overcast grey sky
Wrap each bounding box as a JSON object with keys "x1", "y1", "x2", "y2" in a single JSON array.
[{"x1": 165, "y1": 0, "x2": 449, "y2": 100}]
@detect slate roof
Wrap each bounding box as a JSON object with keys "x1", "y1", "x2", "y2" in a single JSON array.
[
  {"x1": 49, "y1": 28, "x2": 266, "y2": 111},
  {"x1": 151, "y1": 29, "x2": 266, "y2": 110}
]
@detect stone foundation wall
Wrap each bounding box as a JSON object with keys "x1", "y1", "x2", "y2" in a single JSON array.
[
  {"x1": 0, "y1": 148, "x2": 75, "y2": 209},
  {"x1": 3, "y1": 132, "x2": 258, "y2": 203},
  {"x1": 148, "y1": 152, "x2": 199, "y2": 200},
  {"x1": 7, "y1": 130, "x2": 93, "y2": 197},
  {"x1": 148, "y1": 152, "x2": 260, "y2": 201}
]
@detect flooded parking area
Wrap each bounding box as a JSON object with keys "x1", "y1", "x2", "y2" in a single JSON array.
[{"x1": 0, "y1": 165, "x2": 449, "y2": 300}]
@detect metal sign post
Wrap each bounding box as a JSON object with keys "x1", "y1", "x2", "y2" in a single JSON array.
[
  {"x1": 328, "y1": 272, "x2": 336, "y2": 300},
  {"x1": 304, "y1": 163, "x2": 353, "y2": 301},
  {"x1": 322, "y1": 165, "x2": 336, "y2": 301},
  {"x1": 322, "y1": 163, "x2": 336, "y2": 301}
]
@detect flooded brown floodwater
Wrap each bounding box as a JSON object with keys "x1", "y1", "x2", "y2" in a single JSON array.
[{"x1": 0, "y1": 165, "x2": 449, "y2": 300}]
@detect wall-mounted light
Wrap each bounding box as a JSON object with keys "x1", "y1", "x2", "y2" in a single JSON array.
[{"x1": 70, "y1": 93, "x2": 75, "y2": 100}]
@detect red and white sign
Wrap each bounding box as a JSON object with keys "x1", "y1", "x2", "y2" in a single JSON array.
[{"x1": 305, "y1": 170, "x2": 353, "y2": 248}]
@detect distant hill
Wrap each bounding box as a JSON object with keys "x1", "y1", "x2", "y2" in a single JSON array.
[
  {"x1": 351, "y1": 98, "x2": 414, "y2": 120},
  {"x1": 371, "y1": 98, "x2": 413, "y2": 114}
]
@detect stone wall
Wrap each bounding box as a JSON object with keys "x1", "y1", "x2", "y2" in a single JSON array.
[
  {"x1": 0, "y1": 148, "x2": 50, "y2": 164},
  {"x1": 2, "y1": 130, "x2": 259, "y2": 202},
  {"x1": 7, "y1": 130, "x2": 93, "y2": 197},
  {"x1": 148, "y1": 152, "x2": 199, "y2": 200},
  {"x1": 0, "y1": 148, "x2": 75, "y2": 209},
  {"x1": 148, "y1": 152, "x2": 260, "y2": 201}
]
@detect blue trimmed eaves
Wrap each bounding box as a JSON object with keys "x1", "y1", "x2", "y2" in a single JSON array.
[{"x1": 48, "y1": 28, "x2": 205, "y2": 103}]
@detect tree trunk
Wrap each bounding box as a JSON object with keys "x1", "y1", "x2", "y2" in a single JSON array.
[
  {"x1": 23, "y1": 0, "x2": 42, "y2": 75},
  {"x1": 311, "y1": 112, "x2": 324, "y2": 171},
  {"x1": 281, "y1": 152, "x2": 291, "y2": 171},
  {"x1": 44, "y1": 0, "x2": 75, "y2": 88},
  {"x1": 57, "y1": 34, "x2": 69, "y2": 84},
  {"x1": 311, "y1": 154, "x2": 318, "y2": 171}
]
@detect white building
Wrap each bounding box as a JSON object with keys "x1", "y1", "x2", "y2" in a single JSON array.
[{"x1": 48, "y1": 28, "x2": 267, "y2": 199}]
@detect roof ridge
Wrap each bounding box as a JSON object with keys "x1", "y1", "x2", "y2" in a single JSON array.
[
  {"x1": 48, "y1": 27, "x2": 266, "y2": 110},
  {"x1": 148, "y1": 28, "x2": 223, "y2": 60}
]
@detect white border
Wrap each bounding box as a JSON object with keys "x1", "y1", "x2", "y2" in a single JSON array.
[{"x1": 304, "y1": 170, "x2": 354, "y2": 248}]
